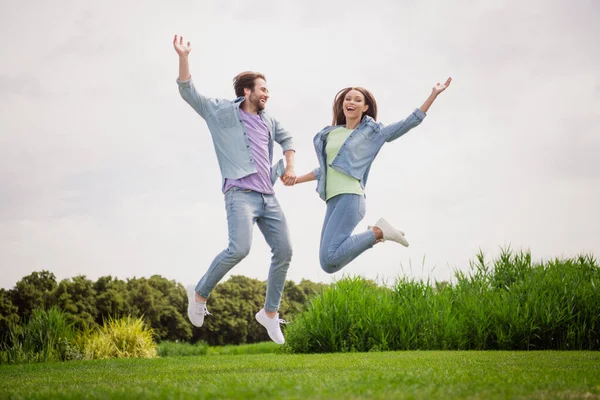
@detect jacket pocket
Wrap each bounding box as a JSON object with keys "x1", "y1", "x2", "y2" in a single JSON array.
[
  {"x1": 216, "y1": 109, "x2": 237, "y2": 129},
  {"x1": 270, "y1": 159, "x2": 285, "y2": 184},
  {"x1": 359, "y1": 126, "x2": 378, "y2": 140}
]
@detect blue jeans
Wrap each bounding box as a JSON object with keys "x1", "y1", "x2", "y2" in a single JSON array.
[
  {"x1": 320, "y1": 194, "x2": 377, "y2": 274},
  {"x1": 195, "y1": 187, "x2": 292, "y2": 312}
]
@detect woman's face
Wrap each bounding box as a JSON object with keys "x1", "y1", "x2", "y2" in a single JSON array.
[{"x1": 342, "y1": 89, "x2": 369, "y2": 121}]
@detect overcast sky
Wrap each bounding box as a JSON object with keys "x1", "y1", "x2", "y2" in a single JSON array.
[{"x1": 1, "y1": 0, "x2": 598, "y2": 290}]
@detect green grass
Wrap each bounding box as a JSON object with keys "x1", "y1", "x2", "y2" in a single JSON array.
[
  {"x1": 206, "y1": 341, "x2": 282, "y2": 355},
  {"x1": 0, "y1": 351, "x2": 598, "y2": 399},
  {"x1": 157, "y1": 341, "x2": 280, "y2": 357},
  {"x1": 285, "y1": 251, "x2": 600, "y2": 353},
  {"x1": 157, "y1": 340, "x2": 209, "y2": 357}
]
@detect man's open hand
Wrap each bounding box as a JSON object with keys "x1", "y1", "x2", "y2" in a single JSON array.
[{"x1": 173, "y1": 35, "x2": 192, "y2": 57}]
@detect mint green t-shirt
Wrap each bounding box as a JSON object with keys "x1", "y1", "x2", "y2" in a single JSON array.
[{"x1": 325, "y1": 127, "x2": 364, "y2": 201}]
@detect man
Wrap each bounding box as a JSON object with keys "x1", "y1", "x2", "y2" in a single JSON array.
[{"x1": 173, "y1": 34, "x2": 296, "y2": 344}]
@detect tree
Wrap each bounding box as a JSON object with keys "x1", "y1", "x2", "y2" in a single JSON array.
[
  {"x1": 5, "y1": 269, "x2": 329, "y2": 346},
  {"x1": 93, "y1": 276, "x2": 130, "y2": 325},
  {"x1": 147, "y1": 275, "x2": 192, "y2": 342},
  {"x1": 279, "y1": 279, "x2": 327, "y2": 316},
  {"x1": 127, "y1": 276, "x2": 192, "y2": 342},
  {"x1": 0, "y1": 288, "x2": 19, "y2": 344},
  {"x1": 51, "y1": 275, "x2": 97, "y2": 330},
  {"x1": 193, "y1": 275, "x2": 266, "y2": 345},
  {"x1": 10, "y1": 270, "x2": 57, "y2": 319}
]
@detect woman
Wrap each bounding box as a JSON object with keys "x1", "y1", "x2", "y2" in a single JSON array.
[{"x1": 294, "y1": 78, "x2": 452, "y2": 273}]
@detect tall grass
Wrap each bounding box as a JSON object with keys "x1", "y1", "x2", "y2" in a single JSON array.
[
  {"x1": 0, "y1": 307, "x2": 81, "y2": 364},
  {"x1": 284, "y1": 250, "x2": 600, "y2": 353}
]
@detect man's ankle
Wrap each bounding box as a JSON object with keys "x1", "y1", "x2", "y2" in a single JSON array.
[
  {"x1": 265, "y1": 310, "x2": 277, "y2": 319},
  {"x1": 195, "y1": 293, "x2": 207, "y2": 303}
]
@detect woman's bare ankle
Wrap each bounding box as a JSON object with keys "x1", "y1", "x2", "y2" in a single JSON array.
[{"x1": 372, "y1": 226, "x2": 384, "y2": 242}]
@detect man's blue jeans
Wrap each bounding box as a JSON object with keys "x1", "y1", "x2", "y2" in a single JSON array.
[{"x1": 195, "y1": 187, "x2": 292, "y2": 312}]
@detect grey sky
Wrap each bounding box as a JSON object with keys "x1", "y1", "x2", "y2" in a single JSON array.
[{"x1": 1, "y1": 0, "x2": 599, "y2": 289}]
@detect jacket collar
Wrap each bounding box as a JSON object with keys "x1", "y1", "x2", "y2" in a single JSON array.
[{"x1": 235, "y1": 97, "x2": 265, "y2": 115}]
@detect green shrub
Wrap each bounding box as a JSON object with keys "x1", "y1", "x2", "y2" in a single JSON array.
[
  {"x1": 285, "y1": 250, "x2": 600, "y2": 353},
  {"x1": 0, "y1": 307, "x2": 81, "y2": 364},
  {"x1": 83, "y1": 316, "x2": 157, "y2": 359}
]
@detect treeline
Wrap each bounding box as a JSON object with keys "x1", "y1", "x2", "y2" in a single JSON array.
[{"x1": 0, "y1": 271, "x2": 326, "y2": 346}]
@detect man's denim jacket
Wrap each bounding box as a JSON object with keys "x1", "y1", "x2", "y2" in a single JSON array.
[
  {"x1": 312, "y1": 109, "x2": 426, "y2": 201},
  {"x1": 177, "y1": 78, "x2": 295, "y2": 191}
]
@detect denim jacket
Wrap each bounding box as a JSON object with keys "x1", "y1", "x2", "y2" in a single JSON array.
[
  {"x1": 312, "y1": 108, "x2": 426, "y2": 201},
  {"x1": 177, "y1": 78, "x2": 295, "y2": 190}
]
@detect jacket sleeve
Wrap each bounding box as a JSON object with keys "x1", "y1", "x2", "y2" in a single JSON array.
[
  {"x1": 312, "y1": 167, "x2": 321, "y2": 179},
  {"x1": 381, "y1": 108, "x2": 427, "y2": 142},
  {"x1": 177, "y1": 77, "x2": 212, "y2": 120},
  {"x1": 272, "y1": 118, "x2": 295, "y2": 153}
]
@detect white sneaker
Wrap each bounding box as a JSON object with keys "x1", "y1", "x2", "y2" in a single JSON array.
[
  {"x1": 368, "y1": 225, "x2": 405, "y2": 236},
  {"x1": 255, "y1": 309, "x2": 287, "y2": 345},
  {"x1": 186, "y1": 285, "x2": 211, "y2": 327},
  {"x1": 372, "y1": 218, "x2": 409, "y2": 247}
]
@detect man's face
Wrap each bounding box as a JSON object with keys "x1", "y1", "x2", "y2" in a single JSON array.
[{"x1": 246, "y1": 78, "x2": 269, "y2": 111}]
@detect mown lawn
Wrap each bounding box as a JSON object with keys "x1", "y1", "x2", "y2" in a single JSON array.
[{"x1": 1, "y1": 351, "x2": 599, "y2": 399}]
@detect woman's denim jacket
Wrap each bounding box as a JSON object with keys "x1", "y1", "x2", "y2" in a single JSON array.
[{"x1": 312, "y1": 109, "x2": 426, "y2": 201}]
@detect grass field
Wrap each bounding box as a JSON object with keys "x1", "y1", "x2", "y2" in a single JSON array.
[{"x1": 1, "y1": 351, "x2": 599, "y2": 399}]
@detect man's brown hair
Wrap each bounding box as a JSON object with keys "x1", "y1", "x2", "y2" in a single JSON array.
[{"x1": 233, "y1": 71, "x2": 266, "y2": 98}]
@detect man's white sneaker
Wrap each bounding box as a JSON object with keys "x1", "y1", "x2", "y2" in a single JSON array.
[
  {"x1": 372, "y1": 218, "x2": 409, "y2": 247},
  {"x1": 186, "y1": 285, "x2": 211, "y2": 327},
  {"x1": 255, "y1": 309, "x2": 287, "y2": 345}
]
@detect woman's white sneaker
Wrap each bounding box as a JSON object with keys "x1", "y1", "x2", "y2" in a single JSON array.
[
  {"x1": 372, "y1": 218, "x2": 409, "y2": 247},
  {"x1": 368, "y1": 225, "x2": 405, "y2": 236}
]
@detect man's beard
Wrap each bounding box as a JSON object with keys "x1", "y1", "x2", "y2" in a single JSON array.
[{"x1": 253, "y1": 97, "x2": 265, "y2": 111}]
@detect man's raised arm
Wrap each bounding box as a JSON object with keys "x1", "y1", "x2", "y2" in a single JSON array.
[
  {"x1": 173, "y1": 34, "x2": 210, "y2": 119},
  {"x1": 174, "y1": 35, "x2": 191, "y2": 81}
]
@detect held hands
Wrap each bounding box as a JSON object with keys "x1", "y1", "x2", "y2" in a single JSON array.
[
  {"x1": 432, "y1": 77, "x2": 452, "y2": 96},
  {"x1": 280, "y1": 167, "x2": 297, "y2": 186},
  {"x1": 173, "y1": 34, "x2": 192, "y2": 57}
]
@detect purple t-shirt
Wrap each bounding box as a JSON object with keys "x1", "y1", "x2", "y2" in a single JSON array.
[{"x1": 223, "y1": 109, "x2": 274, "y2": 194}]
